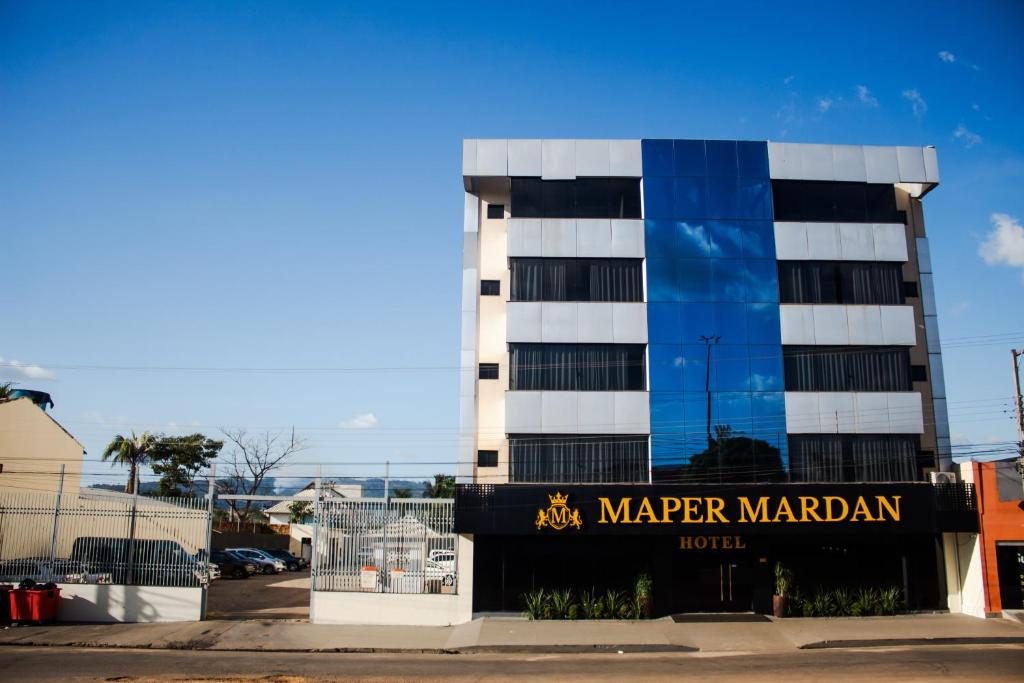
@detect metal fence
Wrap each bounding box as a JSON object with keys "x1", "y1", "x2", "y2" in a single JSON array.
[
  {"x1": 312, "y1": 498, "x2": 457, "y2": 594},
  {"x1": 0, "y1": 487, "x2": 211, "y2": 587}
]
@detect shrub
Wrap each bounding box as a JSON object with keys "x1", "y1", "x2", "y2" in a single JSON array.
[
  {"x1": 635, "y1": 572, "x2": 653, "y2": 601},
  {"x1": 774, "y1": 562, "x2": 794, "y2": 597},
  {"x1": 550, "y1": 589, "x2": 575, "y2": 620},
  {"x1": 878, "y1": 586, "x2": 902, "y2": 615},
  {"x1": 523, "y1": 589, "x2": 549, "y2": 620},
  {"x1": 604, "y1": 589, "x2": 626, "y2": 619},
  {"x1": 831, "y1": 587, "x2": 853, "y2": 616},
  {"x1": 809, "y1": 589, "x2": 834, "y2": 617},
  {"x1": 579, "y1": 588, "x2": 604, "y2": 619},
  {"x1": 851, "y1": 587, "x2": 879, "y2": 617},
  {"x1": 567, "y1": 603, "x2": 580, "y2": 620}
]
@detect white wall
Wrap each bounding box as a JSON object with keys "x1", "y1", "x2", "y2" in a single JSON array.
[
  {"x1": 943, "y1": 532, "x2": 986, "y2": 618},
  {"x1": 508, "y1": 219, "x2": 645, "y2": 258},
  {"x1": 506, "y1": 391, "x2": 651, "y2": 435},
  {"x1": 507, "y1": 302, "x2": 647, "y2": 344},
  {"x1": 784, "y1": 392, "x2": 924, "y2": 434},
  {"x1": 56, "y1": 584, "x2": 203, "y2": 623},
  {"x1": 773, "y1": 222, "x2": 908, "y2": 261},
  {"x1": 780, "y1": 305, "x2": 916, "y2": 346}
]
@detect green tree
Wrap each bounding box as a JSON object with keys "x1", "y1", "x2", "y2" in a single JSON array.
[
  {"x1": 421, "y1": 474, "x2": 455, "y2": 499},
  {"x1": 392, "y1": 487, "x2": 413, "y2": 498},
  {"x1": 101, "y1": 431, "x2": 157, "y2": 494},
  {"x1": 150, "y1": 433, "x2": 223, "y2": 497},
  {"x1": 0, "y1": 381, "x2": 16, "y2": 400},
  {"x1": 288, "y1": 500, "x2": 312, "y2": 523},
  {"x1": 685, "y1": 431, "x2": 785, "y2": 483}
]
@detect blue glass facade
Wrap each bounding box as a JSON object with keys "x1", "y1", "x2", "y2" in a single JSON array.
[{"x1": 642, "y1": 139, "x2": 787, "y2": 482}]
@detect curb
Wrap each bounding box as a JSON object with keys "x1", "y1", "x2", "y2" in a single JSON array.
[{"x1": 801, "y1": 636, "x2": 1024, "y2": 649}]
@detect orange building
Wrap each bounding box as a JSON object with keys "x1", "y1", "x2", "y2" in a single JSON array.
[{"x1": 970, "y1": 457, "x2": 1024, "y2": 614}]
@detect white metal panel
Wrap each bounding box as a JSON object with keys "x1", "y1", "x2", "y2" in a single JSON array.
[
  {"x1": 476, "y1": 139, "x2": 508, "y2": 176},
  {"x1": 613, "y1": 392, "x2": 651, "y2": 434},
  {"x1": 463, "y1": 192, "x2": 479, "y2": 234},
  {"x1": 832, "y1": 145, "x2": 868, "y2": 182},
  {"x1": 854, "y1": 392, "x2": 890, "y2": 433},
  {"x1": 507, "y1": 139, "x2": 543, "y2": 176},
  {"x1": 541, "y1": 302, "x2": 578, "y2": 343},
  {"x1": 462, "y1": 140, "x2": 478, "y2": 177},
  {"x1": 872, "y1": 224, "x2": 908, "y2": 261},
  {"x1": 920, "y1": 273, "x2": 938, "y2": 317},
  {"x1": 773, "y1": 222, "x2": 810, "y2": 260},
  {"x1": 574, "y1": 140, "x2": 611, "y2": 176},
  {"x1": 887, "y1": 392, "x2": 925, "y2": 433},
  {"x1": 819, "y1": 392, "x2": 857, "y2": 433},
  {"x1": 879, "y1": 306, "x2": 917, "y2": 345},
  {"x1": 507, "y1": 218, "x2": 543, "y2": 257},
  {"x1": 767, "y1": 142, "x2": 802, "y2": 179},
  {"x1": 896, "y1": 146, "x2": 927, "y2": 182},
  {"x1": 779, "y1": 305, "x2": 816, "y2": 344},
  {"x1": 923, "y1": 146, "x2": 940, "y2": 184},
  {"x1": 609, "y1": 139, "x2": 643, "y2": 177},
  {"x1": 576, "y1": 219, "x2": 613, "y2": 257},
  {"x1": 863, "y1": 146, "x2": 900, "y2": 183},
  {"x1": 612, "y1": 303, "x2": 649, "y2": 343},
  {"x1": 506, "y1": 302, "x2": 542, "y2": 342},
  {"x1": 541, "y1": 139, "x2": 575, "y2": 180},
  {"x1": 578, "y1": 392, "x2": 615, "y2": 434},
  {"x1": 577, "y1": 303, "x2": 614, "y2": 343},
  {"x1": 611, "y1": 220, "x2": 645, "y2": 257},
  {"x1": 806, "y1": 222, "x2": 841, "y2": 260},
  {"x1": 839, "y1": 223, "x2": 875, "y2": 260},
  {"x1": 542, "y1": 218, "x2": 577, "y2": 257},
  {"x1": 801, "y1": 144, "x2": 835, "y2": 180},
  {"x1": 542, "y1": 391, "x2": 580, "y2": 432},
  {"x1": 812, "y1": 305, "x2": 850, "y2": 345},
  {"x1": 784, "y1": 392, "x2": 822, "y2": 433},
  {"x1": 846, "y1": 305, "x2": 884, "y2": 345},
  {"x1": 505, "y1": 391, "x2": 543, "y2": 433}
]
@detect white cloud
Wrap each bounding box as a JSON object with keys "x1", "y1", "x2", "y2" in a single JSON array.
[
  {"x1": 902, "y1": 89, "x2": 928, "y2": 119},
  {"x1": 978, "y1": 213, "x2": 1024, "y2": 283},
  {"x1": 938, "y1": 50, "x2": 956, "y2": 63},
  {"x1": 0, "y1": 356, "x2": 56, "y2": 381},
  {"x1": 339, "y1": 412, "x2": 380, "y2": 429},
  {"x1": 855, "y1": 85, "x2": 878, "y2": 107},
  {"x1": 783, "y1": 75, "x2": 795, "y2": 86},
  {"x1": 953, "y1": 123, "x2": 982, "y2": 148},
  {"x1": 971, "y1": 103, "x2": 981, "y2": 112},
  {"x1": 817, "y1": 97, "x2": 833, "y2": 113}
]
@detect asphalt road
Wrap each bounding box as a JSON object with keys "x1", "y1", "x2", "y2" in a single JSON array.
[
  {"x1": 1, "y1": 644, "x2": 1022, "y2": 681},
  {"x1": 207, "y1": 570, "x2": 310, "y2": 620}
]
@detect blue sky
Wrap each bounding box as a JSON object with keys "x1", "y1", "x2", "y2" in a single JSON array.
[{"x1": 2, "y1": 1, "x2": 1023, "y2": 489}]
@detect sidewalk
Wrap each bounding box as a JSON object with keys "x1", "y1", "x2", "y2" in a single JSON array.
[{"x1": 1, "y1": 614, "x2": 1022, "y2": 654}]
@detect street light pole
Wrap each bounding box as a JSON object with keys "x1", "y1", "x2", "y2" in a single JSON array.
[{"x1": 699, "y1": 335, "x2": 721, "y2": 449}]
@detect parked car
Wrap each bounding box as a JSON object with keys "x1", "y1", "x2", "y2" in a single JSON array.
[
  {"x1": 207, "y1": 563, "x2": 222, "y2": 580},
  {"x1": 226, "y1": 548, "x2": 285, "y2": 574},
  {"x1": 209, "y1": 550, "x2": 253, "y2": 579},
  {"x1": 263, "y1": 549, "x2": 305, "y2": 571},
  {"x1": 0, "y1": 557, "x2": 87, "y2": 583},
  {"x1": 71, "y1": 537, "x2": 209, "y2": 586}
]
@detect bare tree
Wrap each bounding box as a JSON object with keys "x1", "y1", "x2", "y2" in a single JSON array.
[{"x1": 218, "y1": 429, "x2": 306, "y2": 521}]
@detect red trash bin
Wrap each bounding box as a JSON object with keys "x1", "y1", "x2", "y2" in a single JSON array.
[{"x1": 9, "y1": 587, "x2": 61, "y2": 623}]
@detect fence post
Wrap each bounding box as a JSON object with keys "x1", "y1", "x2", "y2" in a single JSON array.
[
  {"x1": 200, "y1": 465, "x2": 216, "y2": 619},
  {"x1": 311, "y1": 467, "x2": 322, "y2": 592},
  {"x1": 46, "y1": 464, "x2": 66, "y2": 582},
  {"x1": 126, "y1": 469, "x2": 139, "y2": 585}
]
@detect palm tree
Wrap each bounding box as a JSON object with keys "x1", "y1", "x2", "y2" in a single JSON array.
[
  {"x1": 102, "y1": 431, "x2": 157, "y2": 494},
  {"x1": 0, "y1": 381, "x2": 16, "y2": 401},
  {"x1": 421, "y1": 474, "x2": 455, "y2": 499}
]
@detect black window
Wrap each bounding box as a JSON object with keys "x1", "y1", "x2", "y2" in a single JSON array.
[
  {"x1": 772, "y1": 180, "x2": 901, "y2": 223},
  {"x1": 510, "y1": 343, "x2": 646, "y2": 391},
  {"x1": 478, "y1": 363, "x2": 499, "y2": 380},
  {"x1": 486, "y1": 204, "x2": 505, "y2": 219},
  {"x1": 509, "y1": 434, "x2": 648, "y2": 483},
  {"x1": 510, "y1": 258, "x2": 643, "y2": 302},
  {"x1": 510, "y1": 178, "x2": 641, "y2": 219},
  {"x1": 784, "y1": 346, "x2": 913, "y2": 392},
  {"x1": 903, "y1": 281, "x2": 919, "y2": 298},
  {"x1": 477, "y1": 450, "x2": 498, "y2": 467},
  {"x1": 788, "y1": 434, "x2": 921, "y2": 482},
  {"x1": 480, "y1": 280, "x2": 500, "y2": 296},
  {"x1": 911, "y1": 364, "x2": 928, "y2": 382},
  {"x1": 778, "y1": 261, "x2": 904, "y2": 305}
]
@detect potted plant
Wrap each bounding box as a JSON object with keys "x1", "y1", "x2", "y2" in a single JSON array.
[
  {"x1": 635, "y1": 572, "x2": 653, "y2": 619},
  {"x1": 773, "y1": 562, "x2": 793, "y2": 618}
]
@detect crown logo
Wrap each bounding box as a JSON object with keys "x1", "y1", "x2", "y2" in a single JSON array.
[{"x1": 536, "y1": 491, "x2": 582, "y2": 531}]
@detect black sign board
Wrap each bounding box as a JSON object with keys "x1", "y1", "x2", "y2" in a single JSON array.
[{"x1": 455, "y1": 483, "x2": 974, "y2": 536}]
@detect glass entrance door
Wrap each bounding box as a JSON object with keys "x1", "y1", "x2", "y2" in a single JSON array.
[{"x1": 674, "y1": 553, "x2": 754, "y2": 612}]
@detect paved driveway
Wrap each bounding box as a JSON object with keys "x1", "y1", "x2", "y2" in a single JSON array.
[{"x1": 207, "y1": 570, "x2": 310, "y2": 620}]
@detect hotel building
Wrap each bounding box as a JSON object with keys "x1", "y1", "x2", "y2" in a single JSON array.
[{"x1": 455, "y1": 138, "x2": 978, "y2": 615}]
